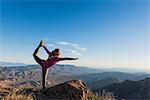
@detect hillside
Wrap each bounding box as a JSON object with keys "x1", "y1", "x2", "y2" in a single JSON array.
[
  {"x1": 96, "y1": 78, "x2": 150, "y2": 100},
  {"x1": 89, "y1": 77, "x2": 119, "y2": 91}
]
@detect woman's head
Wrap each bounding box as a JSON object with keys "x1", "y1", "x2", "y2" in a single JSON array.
[{"x1": 52, "y1": 48, "x2": 60, "y2": 57}]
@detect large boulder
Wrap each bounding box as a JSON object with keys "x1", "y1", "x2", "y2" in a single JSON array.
[{"x1": 42, "y1": 80, "x2": 92, "y2": 100}]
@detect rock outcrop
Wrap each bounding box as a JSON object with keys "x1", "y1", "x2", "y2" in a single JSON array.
[{"x1": 40, "y1": 79, "x2": 93, "y2": 100}]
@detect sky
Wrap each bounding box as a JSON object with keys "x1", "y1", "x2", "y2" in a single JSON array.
[{"x1": 0, "y1": 0, "x2": 150, "y2": 71}]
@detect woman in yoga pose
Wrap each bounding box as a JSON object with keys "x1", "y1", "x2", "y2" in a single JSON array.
[{"x1": 33, "y1": 40, "x2": 78, "y2": 89}]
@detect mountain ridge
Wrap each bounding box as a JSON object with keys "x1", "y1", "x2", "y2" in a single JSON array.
[{"x1": 97, "y1": 77, "x2": 150, "y2": 100}]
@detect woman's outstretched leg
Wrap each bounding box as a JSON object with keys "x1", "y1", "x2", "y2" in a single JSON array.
[
  {"x1": 42, "y1": 68, "x2": 49, "y2": 89},
  {"x1": 33, "y1": 40, "x2": 43, "y2": 64}
]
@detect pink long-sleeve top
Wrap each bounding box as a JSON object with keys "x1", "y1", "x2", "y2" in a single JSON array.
[{"x1": 40, "y1": 46, "x2": 74, "y2": 69}]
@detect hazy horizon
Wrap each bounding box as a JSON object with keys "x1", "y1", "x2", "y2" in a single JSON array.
[
  {"x1": 0, "y1": 61, "x2": 149, "y2": 73},
  {"x1": 1, "y1": 0, "x2": 149, "y2": 71}
]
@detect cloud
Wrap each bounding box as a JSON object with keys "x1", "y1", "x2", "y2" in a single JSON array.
[
  {"x1": 57, "y1": 41, "x2": 87, "y2": 52},
  {"x1": 46, "y1": 43, "x2": 56, "y2": 48},
  {"x1": 43, "y1": 41, "x2": 87, "y2": 56},
  {"x1": 57, "y1": 42, "x2": 69, "y2": 45},
  {"x1": 71, "y1": 44, "x2": 87, "y2": 52},
  {"x1": 66, "y1": 49, "x2": 82, "y2": 56}
]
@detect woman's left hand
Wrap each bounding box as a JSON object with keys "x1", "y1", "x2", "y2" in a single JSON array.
[{"x1": 73, "y1": 58, "x2": 78, "y2": 60}]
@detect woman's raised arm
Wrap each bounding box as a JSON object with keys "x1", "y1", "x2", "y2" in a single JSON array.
[{"x1": 43, "y1": 45, "x2": 51, "y2": 54}]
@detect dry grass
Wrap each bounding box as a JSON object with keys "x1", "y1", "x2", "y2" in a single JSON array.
[
  {"x1": 87, "y1": 88, "x2": 115, "y2": 100},
  {"x1": 94, "y1": 90, "x2": 115, "y2": 100},
  {"x1": 3, "y1": 94, "x2": 34, "y2": 100},
  {"x1": 1, "y1": 83, "x2": 37, "y2": 100}
]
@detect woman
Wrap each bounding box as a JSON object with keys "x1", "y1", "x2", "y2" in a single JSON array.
[{"x1": 33, "y1": 40, "x2": 78, "y2": 89}]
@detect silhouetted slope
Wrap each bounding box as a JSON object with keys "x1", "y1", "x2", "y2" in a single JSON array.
[
  {"x1": 97, "y1": 78, "x2": 150, "y2": 100},
  {"x1": 89, "y1": 77, "x2": 119, "y2": 91}
]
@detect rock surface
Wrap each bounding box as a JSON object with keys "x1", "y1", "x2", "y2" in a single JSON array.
[{"x1": 40, "y1": 79, "x2": 92, "y2": 100}]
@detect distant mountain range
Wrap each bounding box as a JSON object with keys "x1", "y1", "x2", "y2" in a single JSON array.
[
  {"x1": 0, "y1": 64, "x2": 104, "y2": 85},
  {"x1": 0, "y1": 64, "x2": 103, "y2": 76},
  {"x1": 0, "y1": 63, "x2": 150, "y2": 86},
  {"x1": 97, "y1": 78, "x2": 150, "y2": 100},
  {"x1": 0, "y1": 61, "x2": 28, "y2": 67},
  {"x1": 77, "y1": 72, "x2": 150, "y2": 84}
]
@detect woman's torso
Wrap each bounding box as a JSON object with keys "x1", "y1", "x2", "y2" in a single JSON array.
[{"x1": 40, "y1": 57, "x2": 59, "y2": 69}]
